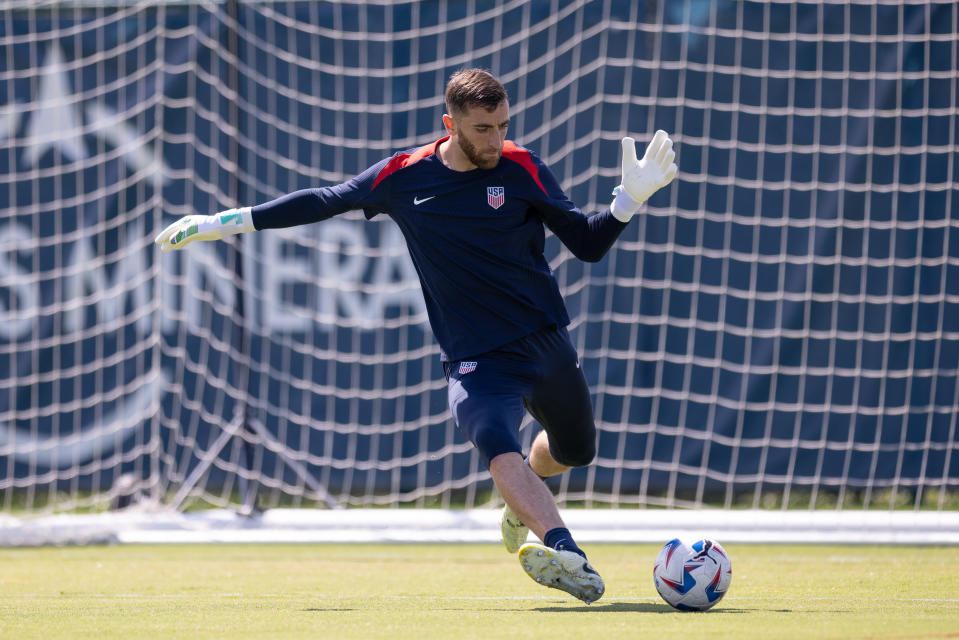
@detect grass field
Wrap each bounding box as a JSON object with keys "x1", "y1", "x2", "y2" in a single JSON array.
[{"x1": 2, "y1": 543, "x2": 957, "y2": 639}]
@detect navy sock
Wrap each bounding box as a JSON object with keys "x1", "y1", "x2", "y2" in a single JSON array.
[{"x1": 544, "y1": 527, "x2": 587, "y2": 559}]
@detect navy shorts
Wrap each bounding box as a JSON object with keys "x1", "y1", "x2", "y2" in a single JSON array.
[{"x1": 444, "y1": 325, "x2": 597, "y2": 468}]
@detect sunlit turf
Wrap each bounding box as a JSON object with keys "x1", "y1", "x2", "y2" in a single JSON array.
[{"x1": 1, "y1": 543, "x2": 957, "y2": 639}]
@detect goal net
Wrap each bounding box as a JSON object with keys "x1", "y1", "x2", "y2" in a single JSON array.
[{"x1": 1, "y1": 1, "x2": 957, "y2": 539}]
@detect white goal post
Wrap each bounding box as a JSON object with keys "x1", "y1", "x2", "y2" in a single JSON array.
[{"x1": 1, "y1": 0, "x2": 957, "y2": 544}]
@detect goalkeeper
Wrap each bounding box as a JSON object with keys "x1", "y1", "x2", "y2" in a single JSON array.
[{"x1": 156, "y1": 69, "x2": 676, "y2": 605}]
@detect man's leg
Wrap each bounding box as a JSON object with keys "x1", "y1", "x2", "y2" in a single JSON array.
[
  {"x1": 489, "y1": 451, "x2": 563, "y2": 541},
  {"x1": 498, "y1": 430, "x2": 586, "y2": 557},
  {"x1": 527, "y1": 429, "x2": 571, "y2": 478},
  {"x1": 499, "y1": 430, "x2": 566, "y2": 553},
  {"x1": 445, "y1": 328, "x2": 602, "y2": 602},
  {"x1": 490, "y1": 450, "x2": 605, "y2": 604}
]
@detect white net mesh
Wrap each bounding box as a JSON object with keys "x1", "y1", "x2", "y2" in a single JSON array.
[{"x1": 1, "y1": 1, "x2": 957, "y2": 522}]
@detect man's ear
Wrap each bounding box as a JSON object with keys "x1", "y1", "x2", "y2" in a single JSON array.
[{"x1": 442, "y1": 113, "x2": 455, "y2": 135}]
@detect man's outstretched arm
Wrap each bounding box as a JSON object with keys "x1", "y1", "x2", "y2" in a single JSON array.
[{"x1": 154, "y1": 160, "x2": 388, "y2": 253}]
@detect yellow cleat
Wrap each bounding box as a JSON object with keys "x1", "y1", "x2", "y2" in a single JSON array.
[
  {"x1": 501, "y1": 503, "x2": 529, "y2": 553},
  {"x1": 518, "y1": 542, "x2": 605, "y2": 605}
]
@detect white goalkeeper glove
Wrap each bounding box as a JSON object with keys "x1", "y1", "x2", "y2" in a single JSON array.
[
  {"x1": 154, "y1": 207, "x2": 255, "y2": 252},
  {"x1": 610, "y1": 130, "x2": 678, "y2": 222}
]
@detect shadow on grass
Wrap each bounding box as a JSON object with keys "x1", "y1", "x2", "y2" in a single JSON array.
[{"x1": 535, "y1": 602, "x2": 755, "y2": 614}]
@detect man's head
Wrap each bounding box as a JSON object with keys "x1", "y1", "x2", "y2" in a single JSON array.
[{"x1": 443, "y1": 69, "x2": 510, "y2": 170}]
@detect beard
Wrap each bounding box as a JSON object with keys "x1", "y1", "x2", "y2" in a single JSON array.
[{"x1": 457, "y1": 134, "x2": 501, "y2": 170}]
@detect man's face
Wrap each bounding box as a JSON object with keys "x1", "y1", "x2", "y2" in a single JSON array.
[{"x1": 449, "y1": 101, "x2": 510, "y2": 170}]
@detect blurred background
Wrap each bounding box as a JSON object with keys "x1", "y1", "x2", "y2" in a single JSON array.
[{"x1": 1, "y1": 1, "x2": 957, "y2": 532}]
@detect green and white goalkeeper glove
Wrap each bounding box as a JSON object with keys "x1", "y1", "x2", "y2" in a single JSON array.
[
  {"x1": 610, "y1": 130, "x2": 678, "y2": 222},
  {"x1": 154, "y1": 207, "x2": 255, "y2": 252}
]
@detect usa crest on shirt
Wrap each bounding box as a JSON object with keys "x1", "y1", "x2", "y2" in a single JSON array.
[
  {"x1": 458, "y1": 361, "x2": 478, "y2": 374},
  {"x1": 487, "y1": 186, "x2": 505, "y2": 210}
]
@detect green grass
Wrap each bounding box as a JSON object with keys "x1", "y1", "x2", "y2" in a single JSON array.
[{"x1": 1, "y1": 543, "x2": 957, "y2": 639}]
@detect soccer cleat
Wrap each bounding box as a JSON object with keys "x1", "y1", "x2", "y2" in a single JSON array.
[
  {"x1": 501, "y1": 503, "x2": 530, "y2": 553},
  {"x1": 518, "y1": 542, "x2": 605, "y2": 605}
]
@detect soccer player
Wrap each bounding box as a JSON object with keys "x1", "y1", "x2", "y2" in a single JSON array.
[{"x1": 155, "y1": 69, "x2": 677, "y2": 604}]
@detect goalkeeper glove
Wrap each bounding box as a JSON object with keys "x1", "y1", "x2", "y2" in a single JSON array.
[
  {"x1": 154, "y1": 207, "x2": 255, "y2": 252},
  {"x1": 610, "y1": 130, "x2": 678, "y2": 222}
]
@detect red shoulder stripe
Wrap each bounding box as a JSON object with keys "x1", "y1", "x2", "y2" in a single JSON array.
[
  {"x1": 371, "y1": 138, "x2": 443, "y2": 190},
  {"x1": 502, "y1": 141, "x2": 547, "y2": 195}
]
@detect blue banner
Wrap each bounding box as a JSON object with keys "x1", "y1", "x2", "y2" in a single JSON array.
[{"x1": 1, "y1": 2, "x2": 956, "y2": 507}]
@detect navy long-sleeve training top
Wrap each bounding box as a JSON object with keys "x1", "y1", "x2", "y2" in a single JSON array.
[{"x1": 251, "y1": 136, "x2": 628, "y2": 362}]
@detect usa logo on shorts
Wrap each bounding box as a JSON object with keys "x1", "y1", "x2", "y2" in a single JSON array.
[
  {"x1": 459, "y1": 361, "x2": 477, "y2": 374},
  {"x1": 487, "y1": 186, "x2": 505, "y2": 210}
]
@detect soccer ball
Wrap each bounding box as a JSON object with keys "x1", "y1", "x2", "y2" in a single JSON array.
[{"x1": 653, "y1": 538, "x2": 732, "y2": 611}]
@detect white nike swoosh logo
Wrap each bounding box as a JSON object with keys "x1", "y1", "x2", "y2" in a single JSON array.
[{"x1": 413, "y1": 196, "x2": 436, "y2": 205}]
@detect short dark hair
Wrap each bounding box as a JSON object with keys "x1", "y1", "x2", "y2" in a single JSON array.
[{"x1": 445, "y1": 69, "x2": 508, "y2": 116}]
